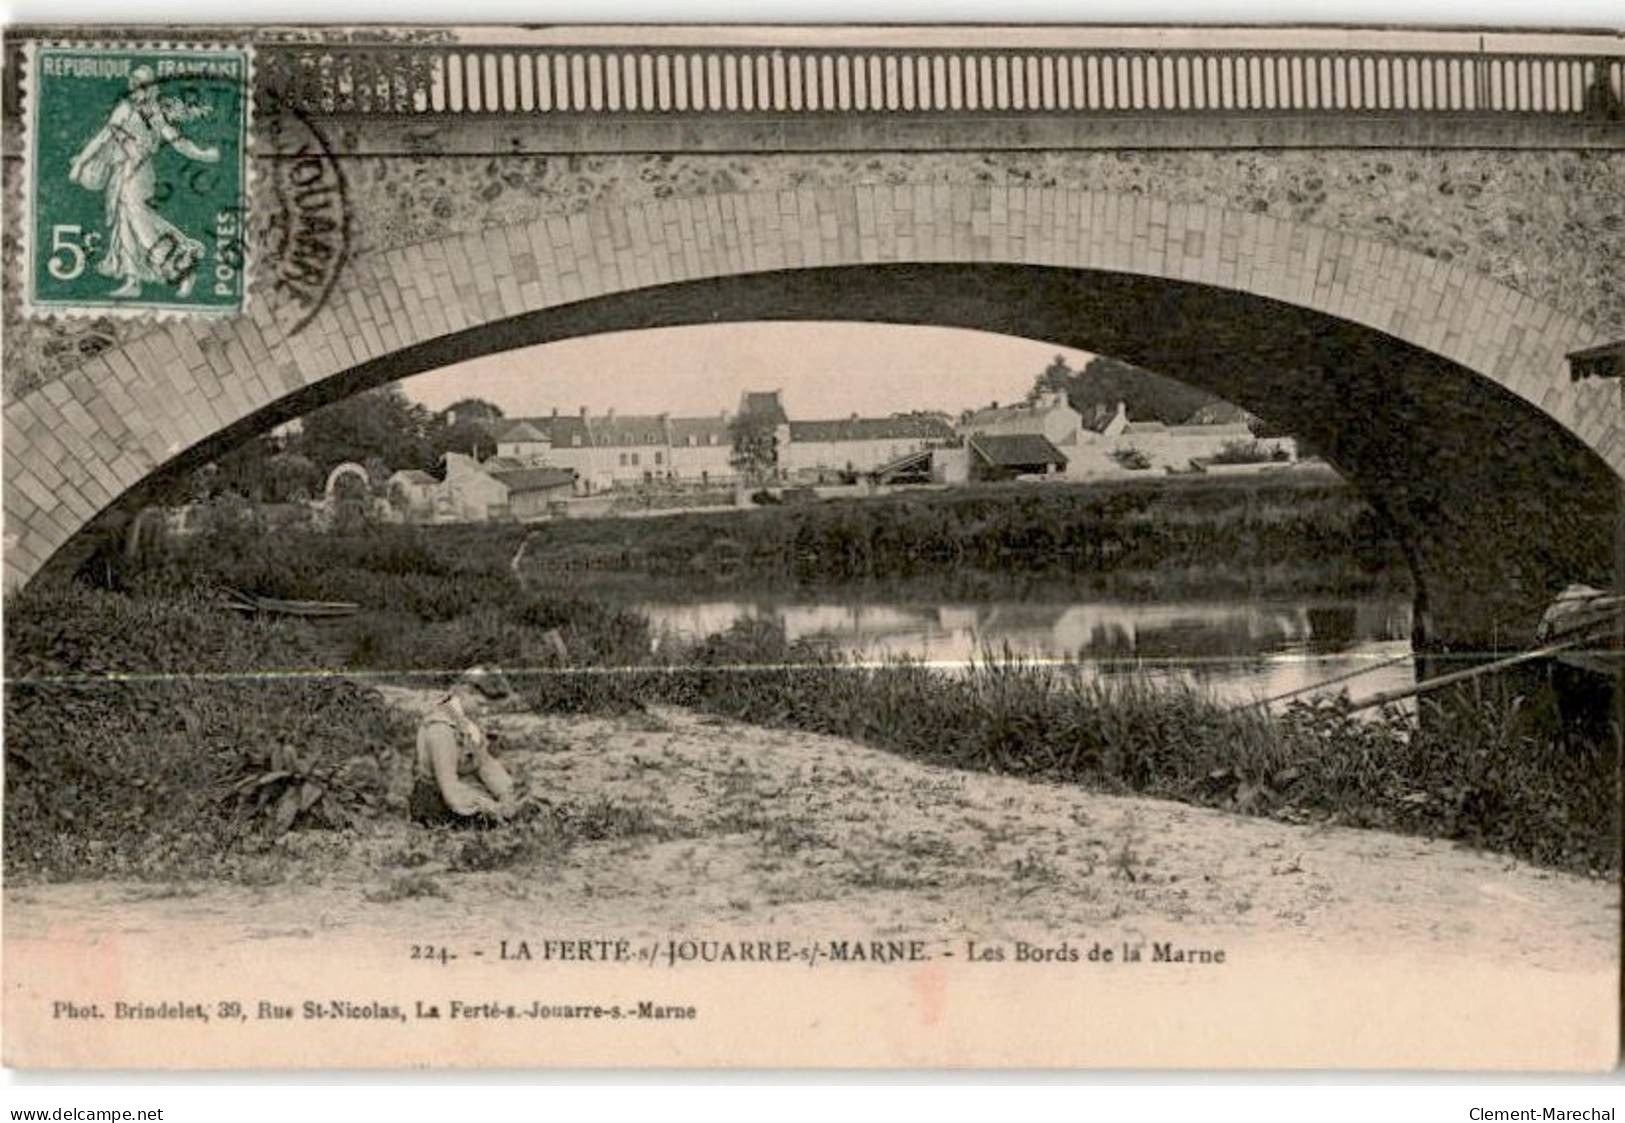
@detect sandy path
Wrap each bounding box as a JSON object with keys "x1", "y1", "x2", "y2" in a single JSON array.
[{"x1": 7, "y1": 687, "x2": 1617, "y2": 972}]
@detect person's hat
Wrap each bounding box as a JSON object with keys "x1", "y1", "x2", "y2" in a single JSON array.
[{"x1": 459, "y1": 665, "x2": 513, "y2": 699}]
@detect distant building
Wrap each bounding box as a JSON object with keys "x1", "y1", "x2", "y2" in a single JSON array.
[
  {"x1": 666, "y1": 414, "x2": 734, "y2": 485},
  {"x1": 468, "y1": 384, "x2": 1293, "y2": 495},
  {"x1": 966, "y1": 434, "x2": 1069, "y2": 480},
  {"x1": 485, "y1": 465, "x2": 577, "y2": 519},
  {"x1": 493, "y1": 410, "x2": 594, "y2": 485},
  {"x1": 494, "y1": 420, "x2": 550, "y2": 456},
  {"x1": 960, "y1": 392, "x2": 1087, "y2": 451},
  {"x1": 589, "y1": 411, "x2": 674, "y2": 488},
  {"x1": 440, "y1": 452, "x2": 512, "y2": 520},
  {"x1": 386, "y1": 468, "x2": 438, "y2": 515},
  {"x1": 437, "y1": 452, "x2": 575, "y2": 521},
  {"x1": 495, "y1": 406, "x2": 741, "y2": 492},
  {"x1": 730, "y1": 389, "x2": 955, "y2": 482},
  {"x1": 782, "y1": 413, "x2": 956, "y2": 479},
  {"x1": 1067, "y1": 400, "x2": 1296, "y2": 476}
]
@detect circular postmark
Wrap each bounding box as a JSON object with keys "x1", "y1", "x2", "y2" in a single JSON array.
[{"x1": 257, "y1": 103, "x2": 350, "y2": 338}]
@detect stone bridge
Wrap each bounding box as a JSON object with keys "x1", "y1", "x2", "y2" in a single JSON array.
[{"x1": 3, "y1": 31, "x2": 1623, "y2": 648}]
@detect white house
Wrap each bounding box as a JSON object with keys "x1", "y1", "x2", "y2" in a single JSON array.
[
  {"x1": 782, "y1": 414, "x2": 957, "y2": 478},
  {"x1": 960, "y1": 392, "x2": 1087, "y2": 451}
]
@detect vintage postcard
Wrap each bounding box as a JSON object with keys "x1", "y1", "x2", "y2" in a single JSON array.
[{"x1": 1, "y1": 23, "x2": 1621, "y2": 1070}]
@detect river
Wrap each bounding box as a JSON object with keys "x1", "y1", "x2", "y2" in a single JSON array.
[{"x1": 638, "y1": 596, "x2": 1416, "y2": 709}]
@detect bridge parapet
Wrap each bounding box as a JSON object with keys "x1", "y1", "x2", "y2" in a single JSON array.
[{"x1": 254, "y1": 41, "x2": 1624, "y2": 121}]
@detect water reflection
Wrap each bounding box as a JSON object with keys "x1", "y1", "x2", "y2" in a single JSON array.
[{"x1": 639, "y1": 597, "x2": 1416, "y2": 709}]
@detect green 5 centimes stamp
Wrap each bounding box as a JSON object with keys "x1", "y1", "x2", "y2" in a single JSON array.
[{"x1": 24, "y1": 44, "x2": 251, "y2": 317}]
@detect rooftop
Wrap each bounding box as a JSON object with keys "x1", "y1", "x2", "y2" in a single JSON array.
[
  {"x1": 499, "y1": 420, "x2": 549, "y2": 443},
  {"x1": 790, "y1": 415, "x2": 955, "y2": 443},
  {"x1": 667, "y1": 416, "x2": 731, "y2": 443},
  {"x1": 962, "y1": 393, "x2": 1070, "y2": 430},
  {"x1": 497, "y1": 416, "x2": 590, "y2": 446},
  {"x1": 487, "y1": 466, "x2": 577, "y2": 493},
  {"x1": 591, "y1": 414, "x2": 668, "y2": 447},
  {"x1": 739, "y1": 390, "x2": 789, "y2": 425},
  {"x1": 968, "y1": 433, "x2": 1068, "y2": 468}
]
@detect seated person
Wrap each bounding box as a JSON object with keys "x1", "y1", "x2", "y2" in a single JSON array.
[{"x1": 410, "y1": 666, "x2": 518, "y2": 827}]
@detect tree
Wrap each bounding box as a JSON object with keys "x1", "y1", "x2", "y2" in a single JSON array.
[
  {"x1": 442, "y1": 397, "x2": 505, "y2": 426},
  {"x1": 1026, "y1": 354, "x2": 1076, "y2": 403},
  {"x1": 263, "y1": 452, "x2": 319, "y2": 502},
  {"x1": 729, "y1": 412, "x2": 780, "y2": 485},
  {"x1": 1027, "y1": 354, "x2": 1225, "y2": 426},
  {"x1": 168, "y1": 433, "x2": 276, "y2": 504},
  {"x1": 436, "y1": 416, "x2": 498, "y2": 461},
  {"x1": 293, "y1": 385, "x2": 439, "y2": 477},
  {"x1": 209, "y1": 435, "x2": 274, "y2": 501}
]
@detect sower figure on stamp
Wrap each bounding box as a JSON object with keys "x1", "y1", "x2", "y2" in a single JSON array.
[
  {"x1": 410, "y1": 667, "x2": 519, "y2": 828},
  {"x1": 68, "y1": 65, "x2": 219, "y2": 300}
]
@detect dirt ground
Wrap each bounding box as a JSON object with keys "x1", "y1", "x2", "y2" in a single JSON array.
[{"x1": 6, "y1": 684, "x2": 1617, "y2": 973}]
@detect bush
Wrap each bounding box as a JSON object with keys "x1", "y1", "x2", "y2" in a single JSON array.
[
  {"x1": 1110, "y1": 447, "x2": 1152, "y2": 471},
  {"x1": 5, "y1": 587, "x2": 415, "y2": 882},
  {"x1": 1209, "y1": 439, "x2": 1279, "y2": 466}
]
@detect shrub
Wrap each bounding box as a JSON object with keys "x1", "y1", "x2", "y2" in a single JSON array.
[
  {"x1": 5, "y1": 587, "x2": 415, "y2": 883},
  {"x1": 1209, "y1": 439, "x2": 1279, "y2": 465},
  {"x1": 1110, "y1": 447, "x2": 1152, "y2": 471},
  {"x1": 220, "y1": 742, "x2": 384, "y2": 838}
]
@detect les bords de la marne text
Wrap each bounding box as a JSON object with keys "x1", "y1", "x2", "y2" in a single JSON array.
[{"x1": 48, "y1": 936, "x2": 1228, "y2": 1026}]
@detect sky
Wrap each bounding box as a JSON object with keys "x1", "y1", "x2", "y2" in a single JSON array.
[{"x1": 398, "y1": 322, "x2": 1092, "y2": 421}]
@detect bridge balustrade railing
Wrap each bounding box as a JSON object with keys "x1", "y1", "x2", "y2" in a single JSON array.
[{"x1": 251, "y1": 44, "x2": 1625, "y2": 118}]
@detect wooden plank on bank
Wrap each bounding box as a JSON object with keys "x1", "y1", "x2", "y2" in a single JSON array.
[{"x1": 222, "y1": 587, "x2": 359, "y2": 618}]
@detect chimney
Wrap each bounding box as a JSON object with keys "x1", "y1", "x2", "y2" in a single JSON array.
[
  {"x1": 579, "y1": 406, "x2": 588, "y2": 419},
  {"x1": 850, "y1": 411, "x2": 860, "y2": 422},
  {"x1": 606, "y1": 407, "x2": 616, "y2": 421},
  {"x1": 990, "y1": 400, "x2": 999, "y2": 410},
  {"x1": 551, "y1": 406, "x2": 559, "y2": 418}
]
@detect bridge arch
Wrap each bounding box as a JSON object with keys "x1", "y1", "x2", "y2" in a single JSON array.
[{"x1": 5, "y1": 183, "x2": 1619, "y2": 642}]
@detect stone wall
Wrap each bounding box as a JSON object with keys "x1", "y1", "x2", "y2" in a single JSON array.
[{"x1": 5, "y1": 145, "x2": 1623, "y2": 401}]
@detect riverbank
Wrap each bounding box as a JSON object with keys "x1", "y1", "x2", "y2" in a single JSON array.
[
  {"x1": 14, "y1": 688, "x2": 1616, "y2": 961},
  {"x1": 515, "y1": 475, "x2": 1409, "y2": 602},
  {"x1": 101, "y1": 474, "x2": 1408, "y2": 607},
  {"x1": 6, "y1": 690, "x2": 1616, "y2": 1068},
  {"x1": 8, "y1": 478, "x2": 1608, "y2": 883},
  {"x1": 6, "y1": 558, "x2": 1614, "y2": 883}
]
